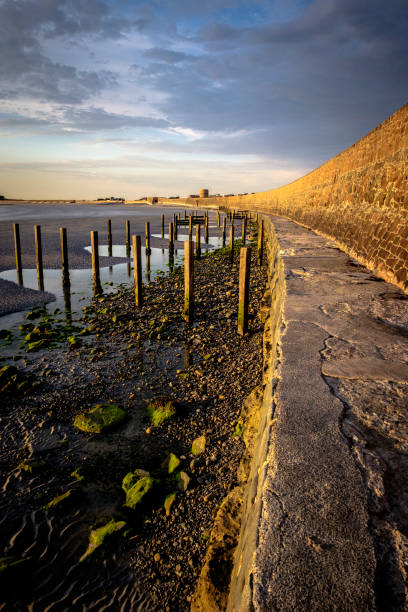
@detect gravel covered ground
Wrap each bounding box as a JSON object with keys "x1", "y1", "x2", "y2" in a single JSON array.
[{"x1": 0, "y1": 235, "x2": 267, "y2": 610}]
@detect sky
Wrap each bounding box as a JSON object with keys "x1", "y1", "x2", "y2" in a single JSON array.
[{"x1": 0, "y1": 0, "x2": 407, "y2": 200}]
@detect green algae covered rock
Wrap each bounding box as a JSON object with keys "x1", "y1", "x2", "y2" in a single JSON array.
[
  {"x1": 167, "y1": 453, "x2": 180, "y2": 474},
  {"x1": 42, "y1": 489, "x2": 73, "y2": 511},
  {"x1": 122, "y1": 472, "x2": 157, "y2": 509},
  {"x1": 74, "y1": 403, "x2": 126, "y2": 434},
  {"x1": 147, "y1": 397, "x2": 177, "y2": 427},
  {"x1": 191, "y1": 435, "x2": 206, "y2": 456},
  {"x1": 80, "y1": 519, "x2": 126, "y2": 562},
  {"x1": 164, "y1": 492, "x2": 177, "y2": 516}
]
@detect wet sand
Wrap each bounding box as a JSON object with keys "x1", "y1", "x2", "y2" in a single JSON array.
[{"x1": 0, "y1": 232, "x2": 267, "y2": 610}]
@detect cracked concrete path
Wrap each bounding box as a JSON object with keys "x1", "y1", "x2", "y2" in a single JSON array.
[{"x1": 251, "y1": 217, "x2": 408, "y2": 611}]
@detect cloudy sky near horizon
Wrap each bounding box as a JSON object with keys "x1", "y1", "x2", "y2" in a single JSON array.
[{"x1": 1, "y1": 0, "x2": 407, "y2": 199}]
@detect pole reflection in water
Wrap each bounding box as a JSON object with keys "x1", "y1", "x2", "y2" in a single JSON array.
[
  {"x1": 127, "y1": 262, "x2": 131, "y2": 277},
  {"x1": 145, "y1": 252, "x2": 151, "y2": 283}
]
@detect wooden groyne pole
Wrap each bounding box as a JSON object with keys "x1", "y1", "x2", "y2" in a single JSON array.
[
  {"x1": 257, "y1": 219, "x2": 264, "y2": 264},
  {"x1": 126, "y1": 220, "x2": 130, "y2": 256},
  {"x1": 145, "y1": 221, "x2": 151, "y2": 254},
  {"x1": 184, "y1": 240, "x2": 194, "y2": 323},
  {"x1": 217, "y1": 211, "x2": 220, "y2": 227},
  {"x1": 204, "y1": 215, "x2": 209, "y2": 243},
  {"x1": 60, "y1": 227, "x2": 69, "y2": 287},
  {"x1": 161, "y1": 214, "x2": 165, "y2": 238},
  {"x1": 173, "y1": 214, "x2": 178, "y2": 240},
  {"x1": 238, "y1": 246, "x2": 251, "y2": 335},
  {"x1": 189, "y1": 215, "x2": 193, "y2": 240},
  {"x1": 222, "y1": 217, "x2": 226, "y2": 247},
  {"x1": 132, "y1": 235, "x2": 143, "y2": 306},
  {"x1": 242, "y1": 217, "x2": 246, "y2": 245},
  {"x1": 90, "y1": 230, "x2": 102, "y2": 296},
  {"x1": 169, "y1": 221, "x2": 174, "y2": 255},
  {"x1": 107, "y1": 219, "x2": 112, "y2": 256},
  {"x1": 229, "y1": 224, "x2": 234, "y2": 263},
  {"x1": 13, "y1": 223, "x2": 23, "y2": 286},
  {"x1": 146, "y1": 251, "x2": 151, "y2": 284},
  {"x1": 34, "y1": 225, "x2": 44, "y2": 291},
  {"x1": 195, "y1": 224, "x2": 201, "y2": 259}
]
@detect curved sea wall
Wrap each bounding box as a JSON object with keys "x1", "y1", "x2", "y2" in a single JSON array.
[{"x1": 188, "y1": 103, "x2": 408, "y2": 292}]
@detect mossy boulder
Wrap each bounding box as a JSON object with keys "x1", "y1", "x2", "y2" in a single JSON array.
[
  {"x1": 122, "y1": 472, "x2": 157, "y2": 509},
  {"x1": 191, "y1": 435, "x2": 206, "y2": 456},
  {"x1": 80, "y1": 519, "x2": 126, "y2": 562},
  {"x1": 74, "y1": 403, "x2": 126, "y2": 434},
  {"x1": 147, "y1": 397, "x2": 177, "y2": 427}
]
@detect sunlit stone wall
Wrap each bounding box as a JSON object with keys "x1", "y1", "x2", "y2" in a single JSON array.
[{"x1": 191, "y1": 103, "x2": 408, "y2": 292}]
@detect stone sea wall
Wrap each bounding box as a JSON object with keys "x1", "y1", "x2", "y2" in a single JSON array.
[
  {"x1": 191, "y1": 217, "x2": 285, "y2": 611},
  {"x1": 188, "y1": 103, "x2": 408, "y2": 292}
]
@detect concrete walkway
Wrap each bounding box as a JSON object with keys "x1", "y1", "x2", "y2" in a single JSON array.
[{"x1": 249, "y1": 216, "x2": 408, "y2": 611}]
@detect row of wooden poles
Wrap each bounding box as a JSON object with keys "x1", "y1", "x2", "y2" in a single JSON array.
[{"x1": 12, "y1": 210, "x2": 264, "y2": 335}]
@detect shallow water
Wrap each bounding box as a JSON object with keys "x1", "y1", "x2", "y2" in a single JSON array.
[{"x1": 0, "y1": 247, "x2": 185, "y2": 353}]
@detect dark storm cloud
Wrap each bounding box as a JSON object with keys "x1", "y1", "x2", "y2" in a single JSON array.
[{"x1": 133, "y1": 0, "x2": 408, "y2": 166}]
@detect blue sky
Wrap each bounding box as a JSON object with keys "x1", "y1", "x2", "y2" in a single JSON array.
[{"x1": 0, "y1": 0, "x2": 407, "y2": 199}]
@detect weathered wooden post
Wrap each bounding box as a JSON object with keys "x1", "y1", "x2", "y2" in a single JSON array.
[
  {"x1": 169, "y1": 222, "x2": 174, "y2": 272},
  {"x1": 189, "y1": 215, "x2": 192, "y2": 240},
  {"x1": 204, "y1": 214, "x2": 209, "y2": 243},
  {"x1": 229, "y1": 224, "x2": 234, "y2": 263},
  {"x1": 169, "y1": 221, "x2": 174, "y2": 254},
  {"x1": 217, "y1": 211, "x2": 220, "y2": 227},
  {"x1": 34, "y1": 225, "x2": 44, "y2": 291},
  {"x1": 63, "y1": 281, "x2": 72, "y2": 325},
  {"x1": 107, "y1": 219, "x2": 112, "y2": 256},
  {"x1": 145, "y1": 221, "x2": 151, "y2": 254},
  {"x1": 242, "y1": 216, "x2": 246, "y2": 245},
  {"x1": 126, "y1": 220, "x2": 130, "y2": 256},
  {"x1": 184, "y1": 240, "x2": 194, "y2": 323},
  {"x1": 60, "y1": 227, "x2": 69, "y2": 287},
  {"x1": 146, "y1": 251, "x2": 151, "y2": 283},
  {"x1": 232, "y1": 210, "x2": 235, "y2": 224},
  {"x1": 173, "y1": 214, "x2": 178, "y2": 240},
  {"x1": 222, "y1": 217, "x2": 226, "y2": 247},
  {"x1": 195, "y1": 224, "x2": 201, "y2": 259},
  {"x1": 13, "y1": 223, "x2": 23, "y2": 286},
  {"x1": 91, "y1": 230, "x2": 102, "y2": 296},
  {"x1": 161, "y1": 214, "x2": 165, "y2": 238},
  {"x1": 257, "y1": 219, "x2": 264, "y2": 265},
  {"x1": 132, "y1": 235, "x2": 143, "y2": 306},
  {"x1": 238, "y1": 246, "x2": 251, "y2": 335}
]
